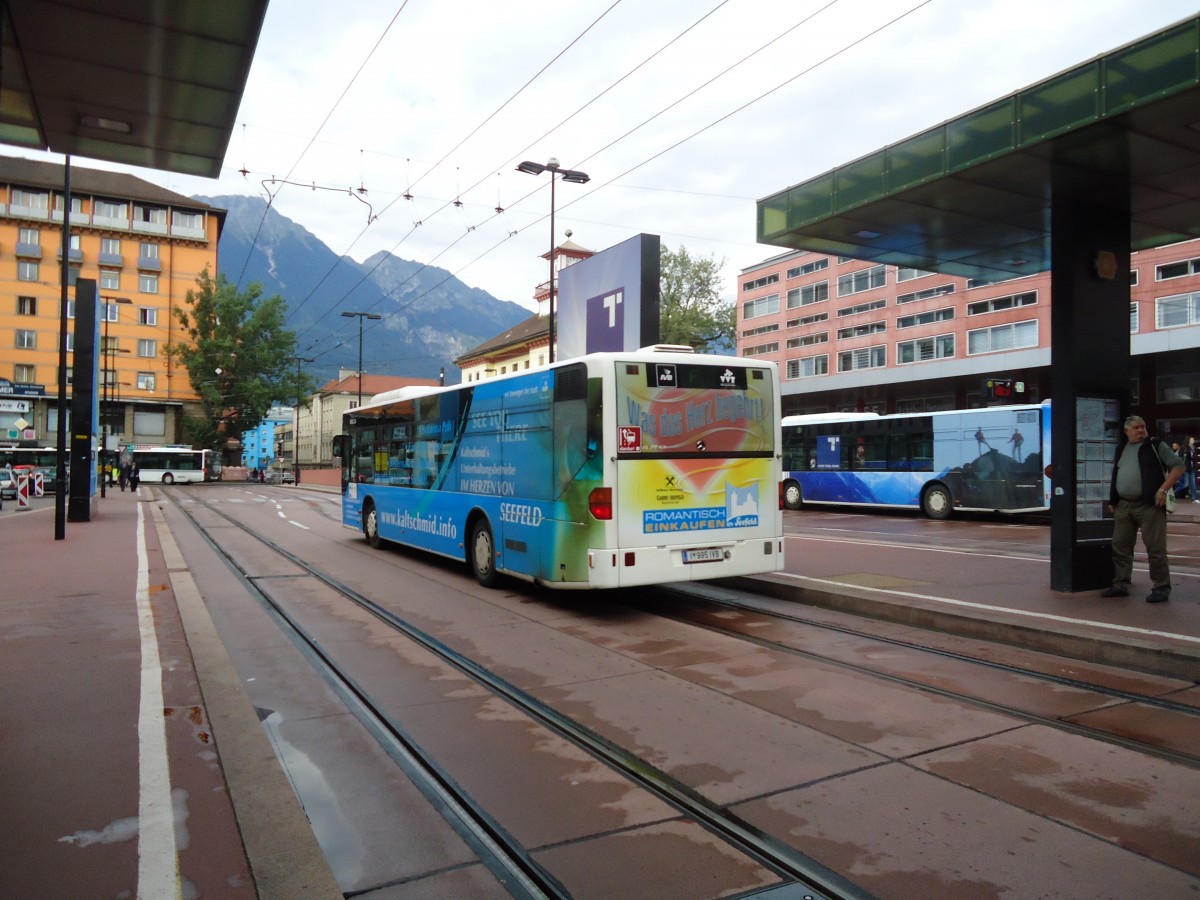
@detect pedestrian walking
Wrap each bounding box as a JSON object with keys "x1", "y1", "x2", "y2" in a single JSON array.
[
  {"x1": 1102, "y1": 415, "x2": 1183, "y2": 603},
  {"x1": 128, "y1": 462, "x2": 140, "y2": 491},
  {"x1": 118, "y1": 461, "x2": 130, "y2": 492},
  {"x1": 1183, "y1": 435, "x2": 1197, "y2": 502}
]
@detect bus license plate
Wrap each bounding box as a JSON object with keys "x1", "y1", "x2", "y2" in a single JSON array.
[{"x1": 683, "y1": 547, "x2": 723, "y2": 564}]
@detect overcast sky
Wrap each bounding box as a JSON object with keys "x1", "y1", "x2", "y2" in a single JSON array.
[{"x1": 26, "y1": 1, "x2": 1200, "y2": 333}]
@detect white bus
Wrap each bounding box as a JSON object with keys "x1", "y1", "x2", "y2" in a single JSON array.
[
  {"x1": 334, "y1": 347, "x2": 786, "y2": 589},
  {"x1": 130, "y1": 447, "x2": 215, "y2": 484}
]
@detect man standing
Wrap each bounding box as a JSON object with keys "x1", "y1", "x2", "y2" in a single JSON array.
[{"x1": 1102, "y1": 415, "x2": 1183, "y2": 603}]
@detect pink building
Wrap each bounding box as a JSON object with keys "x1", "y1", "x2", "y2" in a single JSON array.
[{"x1": 737, "y1": 238, "x2": 1200, "y2": 441}]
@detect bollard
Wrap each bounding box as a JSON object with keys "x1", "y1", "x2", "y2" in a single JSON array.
[
  {"x1": 31, "y1": 471, "x2": 44, "y2": 497},
  {"x1": 16, "y1": 471, "x2": 31, "y2": 511}
]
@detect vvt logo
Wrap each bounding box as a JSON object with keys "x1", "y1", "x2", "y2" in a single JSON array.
[{"x1": 719, "y1": 368, "x2": 736, "y2": 386}]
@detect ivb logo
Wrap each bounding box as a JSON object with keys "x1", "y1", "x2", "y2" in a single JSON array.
[{"x1": 655, "y1": 364, "x2": 676, "y2": 387}]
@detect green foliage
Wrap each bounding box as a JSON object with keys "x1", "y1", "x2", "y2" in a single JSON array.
[
  {"x1": 658, "y1": 245, "x2": 735, "y2": 351},
  {"x1": 169, "y1": 270, "x2": 313, "y2": 455}
]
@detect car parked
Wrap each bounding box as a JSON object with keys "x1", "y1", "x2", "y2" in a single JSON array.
[
  {"x1": 281, "y1": 471, "x2": 296, "y2": 484},
  {"x1": 0, "y1": 468, "x2": 15, "y2": 501}
]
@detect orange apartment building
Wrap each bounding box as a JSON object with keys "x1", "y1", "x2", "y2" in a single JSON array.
[
  {"x1": 737, "y1": 241, "x2": 1200, "y2": 440},
  {"x1": 0, "y1": 156, "x2": 222, "y2": 451}
]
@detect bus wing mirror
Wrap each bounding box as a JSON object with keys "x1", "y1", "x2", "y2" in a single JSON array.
[{"x1": 332, "y1": 435, "x2": 347, "y2": 458}]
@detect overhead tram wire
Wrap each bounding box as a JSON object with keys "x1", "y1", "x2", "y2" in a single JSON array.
[
  {"x1": 234, "y1": 3, "x2": 412, "y2": 291},
  {"x1": 283, "y1": 0, "x2": 758, "y2": 344},
  {"x1": 292, "y1": 1, "x2": 931, "y2": 355}
]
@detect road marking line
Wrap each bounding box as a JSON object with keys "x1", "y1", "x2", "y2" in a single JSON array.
[
  {"x1": 777, "y1": 571, "x2": 1200, "y2": 645},
  {"x1": 136, "y1": 501, "x2": 180, "y2": 897}
]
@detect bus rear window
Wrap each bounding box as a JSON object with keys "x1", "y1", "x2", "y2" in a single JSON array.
[{"x1": 615, "y1": 361, "x2": 774, "y2": 456}]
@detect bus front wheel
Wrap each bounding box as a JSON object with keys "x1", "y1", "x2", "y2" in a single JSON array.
[
  {"x1": 363, "y1": 502, "x2": 384, "y2": 549},
  {"x1": 783, "y1": 479, "x2": 803, "y2": 510},
  {"x1": 162, "y1": 473, "x2": 174, "y2": 484},
  {"x1": 922, "y1": 484, "x2": 952, "y2": 520},
  {"x1": 470, "y1": 519, "x2": 499, "y2": 587}
]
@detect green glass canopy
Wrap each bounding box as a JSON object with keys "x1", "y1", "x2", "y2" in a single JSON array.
[{"x1": 758, "y1": 16, "x2": 1200, "y2": 281}]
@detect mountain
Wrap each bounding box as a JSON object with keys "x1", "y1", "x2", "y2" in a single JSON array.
[{"x1": 195, "y1": 194, "x2": 531, "y2": 384}]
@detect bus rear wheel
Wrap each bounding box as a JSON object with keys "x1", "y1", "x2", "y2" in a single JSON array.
[
  {"x1": 470, "y1": 519, "x2": 498, "y2": 587},
  {"x1": 783, "y1": 479, "x2": 803, "y2": 510},
  {"x1": 162, "y1": 473, "x2": 174, "y2": 484},
  {"x1": 363, "y1": 502, "x2": 384, "y2": 549},
  {"x1": 922, "y1": 484, "x2": 952, "y2": 519}
]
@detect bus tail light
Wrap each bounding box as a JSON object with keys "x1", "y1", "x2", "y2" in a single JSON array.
[
  {"x1": 778, "y1": 481, "x2": 786, "y2": 510},
  {"x1": 589, "y1": 487, "x2": 613, "y2": 520}
]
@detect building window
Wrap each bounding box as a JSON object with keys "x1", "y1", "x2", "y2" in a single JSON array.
[
  {"x1": 896, "y1": 267, "x2": 934, "y2": 282},
  {"x1": 137, "y1": 372, "x2": 156, "y2": 391},
  {"x1": 135, "y1": 205, "x2": 167, "y2": 225},
  {"x1": 1157, "y1": 372, "x2": 1199, "y2": 402},
  {"x1": 742, "y1": 341, "x2": 779, "y2": 357},
  {"x1": 15, "y1": 364, "x2": 35, "y2": 383},
  {"x1": 102, "y1": 300, "x2": 122, "y2": 323},
  {"x1": 139, "y1": 272, "x2": 158, "y2": 293},
  {"x1": 172, "y1": 209, "x2": 203, "y2": 230},
  {"x1": 1130, "y1": 268, "x2": 1139, "y2": 287},
  {"x1": 787, "y1": 281, "x2": 828, "y2": 308},
  {"x1": 17, "y1": 226, "x2": 40, "y2": 248},
  {"x1": 786, "y1": 332, "x2": 828, "y2": 349},
  {"x1": 836, "y1": 298, "x2": 886, "y2": 318},
  {"x1": 1155, "y1": 291, "x2": 1200, "y2": 328},
  {"x1": 100, "y1": 269, "x2": 121, "y2": 290},
  {"x1": 134, "y1": 410, "x2": 166, "y2": 436},
  {"x1": 897, "y1": 334, "x2": 955, "y2": 364},
  {"x1": 967, "y1": 290, "x2": 1038, "y2": 316},
  {"x1": 1155, "y1": 257, "x2": 1200, "y2": 281},
  {"x1": 94, "y1": 199, "x2": 128, "y2": 220},
  {"x1": 787, "y1": 355, "x2": 828, "y2": 378},
  {"x1": 140, "y1": 241, "x2": 160, "y2": 260},
  {"x1": 17, "y1": 261, "x2": 39, "y2": 282},
  {"x1": 742, "y1": 273, "x2": 779, "y2": 291},
  {"x1": 101, "y1": 237, "x2": 121, "y2": 256},
  {"x1": 742, "y1": 293, "x2": 780, "y2": 319},
  {"x1": 785, "y1": 258, "x2": 828, "y2": 279},
  {"x1": 787, "y1": 311, "x2": 829, "y2": 328},
  {"x1": 742, "y1": 323, "x2": 779, "y2": 338},
  {"x1": 896, "y1": 283, "x2": 955, "y2": 304},
  {"x1": 1130, "y1": 302, "x2": 1139, "y2": 333},
  {"x1": 836, "y1": 321, "x2": 886, "y2": 339},
  {"x1": 967, "y1": 319, "x2": 1038, "y2": 354},
  {"x1": 138, "y1": 339, "x2": 157, "y2": 358},
  {"x1": 836, "y1": 265, "x2": 886, "y2": 296},
  {"x1": 18, "y1": 296, "x2": 36, "y2": 315},
  {"x1": 16, "y1": 329, "x2": 37, "y2": 349},
  {"x1": 12, "y1": 188, "x2": 50, "y2": 210},
  {"x1": 896, "y1": 307, "x2": 955, "y2": 328},
  {"x1": 139, "y1": 307, "x2": 158, "y2": 326},
  {"x1": 838, "y1": 345, "x2": 886, "y2": 372}
]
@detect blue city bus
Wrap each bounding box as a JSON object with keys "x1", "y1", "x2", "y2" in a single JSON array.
[
  {"x1": 334, "y1": 347, "x2": 785, "y2": 589},
  {"x1": 781, "y1": 400, "x2": 1051, "y2": 518}
]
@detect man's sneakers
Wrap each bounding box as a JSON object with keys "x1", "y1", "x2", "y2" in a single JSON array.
[
  {"x1": 1146, "y1": 590, "x2": 1170, "y2": 604},
  {"x1": 1099, "y1": 586, "x2": 1128, "y2": 597}
]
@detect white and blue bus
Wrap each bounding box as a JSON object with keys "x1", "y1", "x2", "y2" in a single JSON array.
[
  {"x1": 780, "y1": 400, "x2": 1051, "y2": 518},
  {"x1": 334, "y1": 347, "x2": 785, "y2": 589},
  {"x1": 130, "y1": 446, "x2": 216, "y2": 484}
]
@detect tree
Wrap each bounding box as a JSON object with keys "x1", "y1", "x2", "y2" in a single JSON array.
[
  {"x1": 658, "y1": 245, "x2": 735, "y2": 352},
  {"x1": 170, "y1": 270, "x2": 313, "y2": 458}
]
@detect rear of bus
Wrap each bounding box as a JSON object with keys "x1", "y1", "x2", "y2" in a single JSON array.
[{"x1": 585, "y1": 350, "x2": 784, "y2": 587}]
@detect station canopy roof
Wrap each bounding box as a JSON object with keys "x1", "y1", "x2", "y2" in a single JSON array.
[
  {"x1": 757, "y1": 16, "x2": 1200, "y2": 282},
  {"x1": 0, "y1": 0, "x2": 268, "y2": 178}
]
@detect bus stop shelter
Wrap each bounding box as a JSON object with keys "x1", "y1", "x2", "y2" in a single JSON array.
[{"x1": 757, "y1": 15, "x2": 1200, "y2": 591}]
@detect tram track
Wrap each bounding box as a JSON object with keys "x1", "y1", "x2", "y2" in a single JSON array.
[
  {"x1": 648, "y1": 583, "x2": 1200, "y2": 769},
  {"x1": 165, "y1": 488, "x2": 862, "y2": 900}
]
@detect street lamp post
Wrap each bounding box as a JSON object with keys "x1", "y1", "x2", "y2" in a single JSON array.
[
  {"x1": 290, "y1": 355, "x2": 315, "y2": 485},
  {"x1": 99, "y1": 295, "x2": 131, "y2": 498},
  {"x1": 340, "y1": 311, "x2": 381, "y2": 406},
  {"x1": 516, "y1": 158, "x2": 589, "y2": 363}
]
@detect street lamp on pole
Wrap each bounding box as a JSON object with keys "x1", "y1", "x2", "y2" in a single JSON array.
[
  {"x1": 340, "y1": 311, "x2": 381, "y2": 406},
  {"x1": 99, "y1": 295, "x2": 131, "y2": 498},
  {"x1": 290, "y1": 356, "x2": 315, "y2": 485},
  {"x1": 516, "y1": 158, "x2": 589, "y2": 364}
]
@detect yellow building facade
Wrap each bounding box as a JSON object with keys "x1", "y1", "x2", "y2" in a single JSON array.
[{"x1": 0, "y1": 156, "x2": 222, "y2": 450}]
